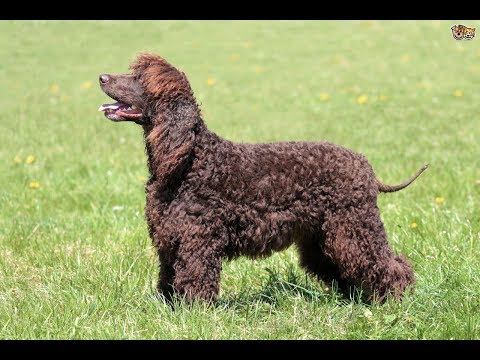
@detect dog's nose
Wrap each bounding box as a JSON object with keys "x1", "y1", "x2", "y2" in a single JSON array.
[{"x1": 99, "y1": 74, "x2": 110, "y2": 84}]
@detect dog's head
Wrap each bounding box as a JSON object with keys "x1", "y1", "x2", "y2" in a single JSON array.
[{"x1": 98, "y1": 53, "x2": 197, "y2": 125}]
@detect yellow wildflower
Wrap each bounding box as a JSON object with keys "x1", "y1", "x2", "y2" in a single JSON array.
[
  {"x1": 454, "y1": 89, "x2": 463, "y2": 97},
  {"x1": 137, "y1": 175, "x2": 146, "y2": 182},
  {"x1": 26, "y1": 155, "x2": 35, "y2": 164},
  {"x1": 29, "y1": 182, "x2": 40, "y2": 189},
  {"x1": 379, "y1": 95, "x2": 389, "y2": 101},
  {"x1": 82, "y1": 82, "x2": 92, "y2": 90},
  {"x1": 360, "y1": 20, "x2": 375, "y2": 29},
  {"x1": 356, "y1": 95, "x2": 368, "y2": 104},
  {"x1": 207, "y1": 77, "x2": 216, "y2": 86},
  {"x1": 254, "y1": 66, "x2": 265, "y2": 74},
  {"x1": 50, "y1": 84, "x2": 59, "y2": 93},
  {"x1": 14, "y1": 155, "x2": 22, "y2": 164},
  {"x1": 410, "y1": 223, "x2": 418, "y2": 229},
  {"x1": 319, "y1": 93, "x2": 330, "y2": 101},
  {"x1": 400, "y1": 55, "x2": 411, "y2": 63},
  {"x1": 435, "y1": 197, "x2": 445, "y2": 204}
]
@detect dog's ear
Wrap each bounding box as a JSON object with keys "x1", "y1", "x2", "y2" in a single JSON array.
[{"x1": 146, "y1": 122, "x2": 195, "y2": 188}]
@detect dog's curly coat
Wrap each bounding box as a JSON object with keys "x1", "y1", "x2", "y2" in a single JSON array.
[{"x1": 98, "y1": 53, "x2": 427, "y2": 303}]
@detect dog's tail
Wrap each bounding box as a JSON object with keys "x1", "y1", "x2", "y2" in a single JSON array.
[{"x1": 377, "y1": 163, "x2": 429, "y2": 193}]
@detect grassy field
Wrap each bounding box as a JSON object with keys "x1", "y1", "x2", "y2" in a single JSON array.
[{"x1": 0, "y1": 20, "x2": 479, "y2": 339}]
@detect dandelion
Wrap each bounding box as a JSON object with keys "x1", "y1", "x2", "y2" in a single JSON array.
[
  {"x1": 254, "y1": 65, "x2": 265, "y2": 74},
  {"x1": 26, "y1": 155, "x2": 35, "y2": 164},
  {"x1": 50, "y1": 84, "x2": 59, "y2": 93},
  {"x1": 435, "y1": 197, "x2": 445, "y2": 204},
  {"x1": 241, "y1": 41, "x2": 252, "y2": 49},
  {"x1": 410, "y1": 222, "x2": 418, "y2": 229},
  {"x1": 14, "y1": 155, "x2": 22, "y2": 164},
  {"x1": 379, "y1": 95, "x2": 389, "y2": 101},
  {"x1": 29, "y1": 181, "x2": 40, "y2": 189},
  {"x1": 360, "y1": 20, "x2": 375, "y2": 29},
  {"x1": 82, "y1": 82, "x2": 92, "y2": 90},
  {"x1": 137, "y1": 175, "x2": 146, "y2": 183},
  {"x1": 319, "y1": 93, "x2": 330, "y2": 101},
  {"x1": 454, "y1": 89, "x2": 463, "y2": 97},
  {"x1": 207, "y1": 77, "x2": 216, "y2": 86},
  {"x1": 331, "y1": 55, "x2": 350, "y2": 67},
  {"x1": 400, "y1": 54, "x2": 411, "y2": 63},
  {"x1": 356, "y1": 95, "x2": 368, "y2": 104}
]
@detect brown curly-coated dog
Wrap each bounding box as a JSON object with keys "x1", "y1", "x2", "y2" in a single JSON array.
[{"x1": 98, "y1": 53, "x2": 428, "y2": 304}]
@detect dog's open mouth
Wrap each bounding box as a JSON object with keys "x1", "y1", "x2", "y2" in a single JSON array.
[{"x1": 98, "y1": 101, "x2": 143, "y2": 121}]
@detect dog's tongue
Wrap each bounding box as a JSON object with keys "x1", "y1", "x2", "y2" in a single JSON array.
[{"x1": 98, "y1": 101, "x2": 125, "y2": 112}]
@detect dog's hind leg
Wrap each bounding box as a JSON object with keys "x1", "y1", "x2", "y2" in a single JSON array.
[
  {"x1": 157, "y1": 249, "x2": 176, "y2": 302},
  {"x1": 296, "y1": 232, "x2": 350, "y2": 295},
  {"x1": 322, "y1": 202, "x2": 414, "y2": 302}
]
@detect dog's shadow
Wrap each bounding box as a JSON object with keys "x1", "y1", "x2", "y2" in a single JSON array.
[
  {"x1": 156, "y1": 265, "x2": 368, "y2": 311},
  {"x1": 216, "y1": 265, "x2": 365, "y2": 310}
]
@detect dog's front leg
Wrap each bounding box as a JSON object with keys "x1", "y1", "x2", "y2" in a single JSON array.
[{"x1": 172, "y1": 225, "x2": 226, "y2": 304}]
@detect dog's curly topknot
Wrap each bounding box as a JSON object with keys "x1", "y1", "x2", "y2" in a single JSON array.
[{"x1": 130, "y1": 53, "x2": 196, "y2": 106}]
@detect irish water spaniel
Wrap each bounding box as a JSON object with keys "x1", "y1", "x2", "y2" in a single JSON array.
[{"x1": 98, "y1": 53, "x2": 428, "y2": 304}]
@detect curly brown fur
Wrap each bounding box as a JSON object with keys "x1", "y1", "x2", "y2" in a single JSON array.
[{"x1": 98, "y1": 53, "x2": 427, "y2": 304}]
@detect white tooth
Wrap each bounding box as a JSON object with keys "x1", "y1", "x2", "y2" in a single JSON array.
[
  {"x1": 131, "y1": 105, "x2": 136, "y2": 109},
  {"x1": 99, "y1": 103, "x2": 121, "y2": 111}
]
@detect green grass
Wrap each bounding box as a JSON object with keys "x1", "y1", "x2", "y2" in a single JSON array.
[{"x1": 0, "y1": 20, "x2": 479, "y2": 339}]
